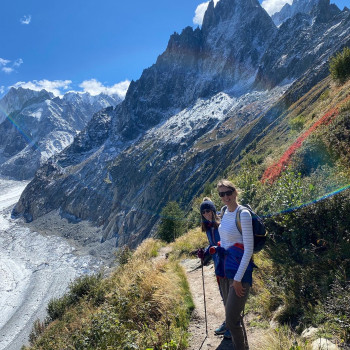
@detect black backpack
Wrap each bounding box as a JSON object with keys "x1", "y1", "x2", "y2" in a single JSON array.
[{"x1": 221, "y1": 204, "x2": 267, "y2": 253}]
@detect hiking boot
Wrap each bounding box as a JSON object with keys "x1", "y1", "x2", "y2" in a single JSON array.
[
  {"x1": 223, "y1": 329, "x2": 232, "y2": 339},
  {"x1": 214, "y1": 321, "x2": 226, "y2": 335}
]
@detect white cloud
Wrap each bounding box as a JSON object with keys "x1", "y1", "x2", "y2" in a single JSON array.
[
  {"x1": 0, "y1": 86, "x2": 5, "y2": 94},
  {"x1": 0, "y1": 58, "x2": 23, "y2": 74},
  {"x1": 13, "y1": 58, "x2": 23, "y2": 67},
  {"x1": 261, "y1": 0, "x2": 293, "y2": 16},
  {"x1": 20, "y1": 15, "x2": 32, "y2": 25},
  {"x1": 2, "y1": 67, "x2": 14, "y2": 74},
  {"x1": 79, "y1": 79, "x2": 131, "y2": 98},
  {"x1": 9, "y1": 79, "x2": 131, "y2": 98},
  {"x1": 193, "y1": 0, "x2": 220, "y2": 26},
  {"x1": 12, "y1": 80, "x2": 72, "y2": 96},
  {"x1": 193, "y1": 2, "x2": 210, "y2": 26},
  {"x1": 0, "y1": 58, "x2": 10, "y2": 66}
]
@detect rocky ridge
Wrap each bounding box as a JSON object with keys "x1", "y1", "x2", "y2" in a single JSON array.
[
  {"x1": 255, "y1": 0, "x2": 350, "y2": 89},
  {"x1": 271, "y1": 0, "x2": 319, "y2": 26},
  {"x1": 0, "y1": 87, "x2": 122, "y2": 179}
]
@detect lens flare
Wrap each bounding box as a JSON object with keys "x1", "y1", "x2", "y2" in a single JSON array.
[
  {"x1": 264, "y1": 184, "x2": 350, "y2": 218},
  {"x1": 0, "y1": 105, "x2": 41, "y2": 151},
  {"x1": 262, "y1": 107, "x2": 339, "y2": 184}
]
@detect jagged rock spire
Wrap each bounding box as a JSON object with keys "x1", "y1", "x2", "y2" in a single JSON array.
[
  {"x1": 311, "y1": 0, "x2": 341, "y2": 23},
  {"x1": 202, "y1": 0, "x2": 268, "y2": 35}
]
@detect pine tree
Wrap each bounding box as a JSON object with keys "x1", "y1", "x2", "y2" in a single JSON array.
[
  {"x1": 157, "y1": 201, "x2": 186, "y2": 243},
  {"x1": 330, "y1": 46, "x2": 350, "y2": 84}
]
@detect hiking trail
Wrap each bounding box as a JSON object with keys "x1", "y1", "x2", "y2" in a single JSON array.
[{"x1": 181, "y1": 258, "x2": 265, "y2": 350}]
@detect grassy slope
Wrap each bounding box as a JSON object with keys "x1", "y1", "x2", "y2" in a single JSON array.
[{"x1": 23, "y1": 239, "x2": 197, "y2": 350}]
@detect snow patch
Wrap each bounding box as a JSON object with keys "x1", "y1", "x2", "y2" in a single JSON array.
[
  {"x1": 40, "y1": 131, "x2": 75, "y2": 162},
  {"x1": 150, "y1": 92, "x2": 235, "y2": 144}
]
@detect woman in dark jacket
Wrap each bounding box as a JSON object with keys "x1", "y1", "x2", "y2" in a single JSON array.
[{"x1": 199, "y1": 197, "x2": 231, "y2": 339}]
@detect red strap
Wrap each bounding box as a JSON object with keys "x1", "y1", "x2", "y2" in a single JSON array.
[{"x1": 233, "y1": 243, "x2": 244, "y2": 250}]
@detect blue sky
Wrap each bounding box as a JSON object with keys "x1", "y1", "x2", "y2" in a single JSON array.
[{"x1": 0, "y1": 0, "x2": 347, "y2": 98}]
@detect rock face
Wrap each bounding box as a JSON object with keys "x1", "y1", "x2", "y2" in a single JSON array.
[
  {"x1": 0, "y1": 88, "x2": 122, "y2": 179},
  {"x1": 13, "y1": 0, "x2": 350, "y2": 250},
  {"x1": 0, "y1": 88, "x2": 53, "y2": 124},
  {"x1": 271, "y1": 0, "x2": 319, "y2": 26},
  {"x1": 255, "y1": 0, "x2": 349, "y2": 89},
  {"x1": 113, "y1": 0, "x2": 276, "y2": 140}
]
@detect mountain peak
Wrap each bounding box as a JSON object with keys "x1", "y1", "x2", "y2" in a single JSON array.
[
  {"x1": 6, "y1": 86, "x2": 53, "y2": 100},
  {"x1": 166, "y1": 26, "x2": 203, "y2": 53},
  {"x1": 311, "y1": 0, "x2": 341, "y2": 23},
  {"x1": 272, "y1": 0, "x2": 340, "y2": 26},
  {"x1": 202, "y1": 0, "x2": 264, "y2": 34},
  {"x1": 0, "y1": 87, "x2": 54, "y2": 122}
]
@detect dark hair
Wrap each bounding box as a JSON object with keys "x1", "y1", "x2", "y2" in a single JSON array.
[{"x1": 200, "y1": 197, "x2": 220, "y2": 231}]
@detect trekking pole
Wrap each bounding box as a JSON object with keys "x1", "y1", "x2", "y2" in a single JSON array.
[
  {"x1": 241, "y1": 307, "x2": 249, "y2": 349},
  {"x1": 200, "y1": 257, "x2": 208, "y2": 338}
]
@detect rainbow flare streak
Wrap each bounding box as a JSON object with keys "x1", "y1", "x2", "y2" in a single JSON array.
[
  {"x1": 263, "y1": 183, "x2": 350, "y2": 218},
  {"x1": 262, "y1": 107, "x2": 340, "y2": 183},
  {"x1": 0, "y1": 106, "x2": 40, "y2": 151}
]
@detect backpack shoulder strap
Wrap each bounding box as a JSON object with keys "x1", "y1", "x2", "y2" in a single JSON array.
[
  {"x1": 235, "y1": 205, "x2": 252, "y2": 234},
  {"x1": 220, "y1": 205, "x2": 227, "y2": 218},
  {"x1": 235, "y1": 205, "x2": 244, "y2": 234}
]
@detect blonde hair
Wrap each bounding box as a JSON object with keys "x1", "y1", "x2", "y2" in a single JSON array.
[{"x1": 217, "y1": 179, "x2": 236, "y2": 191}]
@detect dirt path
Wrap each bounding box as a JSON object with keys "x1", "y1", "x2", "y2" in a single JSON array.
[{"x1": 181, "y1": 258, "x2": 265, "y2": 350}]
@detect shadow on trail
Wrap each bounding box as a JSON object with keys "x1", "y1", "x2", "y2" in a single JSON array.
[{"x1": 215, "y1": 338, "x2": 233, "y2": 349}]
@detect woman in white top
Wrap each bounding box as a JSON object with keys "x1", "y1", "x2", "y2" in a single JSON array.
[{"x1": 217, "y1": 179, "x2": 254, "y2": 350}]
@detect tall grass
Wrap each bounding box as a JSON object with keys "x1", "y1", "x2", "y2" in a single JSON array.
[
  {"x1": 170, "y1": 227, "x2": 208, "y2": 260},
  {"x1": 23, "y1": 238, "x2": 193, "y2": 350},
  {"x1": 258, "y1": 326, "x2": 313, "y2": 350}
]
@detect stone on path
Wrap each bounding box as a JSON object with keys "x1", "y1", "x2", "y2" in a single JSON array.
[{"x1": 312, "y1": 338, "x2": 339, "y2": 350}]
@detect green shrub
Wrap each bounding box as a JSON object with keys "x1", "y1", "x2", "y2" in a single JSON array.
[
  {"x1": 289, "y1": 115, "x2": 306, "y2": 132},
  {"x1": 319, "y1": 89, "x2": 330, "y2": 101},
  {"x1": 69, "y1": 274, "x2": 102, "y2": 300},
  {"x1": 47, "y1": 295, "x2": 71, "y2": 321},
  {"x1": 116, "y1": 244, "x2": 133, "y2": 265},
  {"x1": 47, "y1": 273, "x2": 104, "y2": 321},
  {"x1": 157, "y1": 201, "x2": 186, "y2": 243},
  {"x1": 291, "y1": 136, "x2": 334, "y2": 176},
  {"x1": 266, "y1": 168, "x2": 306, "y2": 213},
  {"x1": 266, "y1": 188, "x2": 350, "y2": 328},
  {"x1": 70, "y1": 307, "x2": 139, "y2": 350},
  {"x1": 186, "y1": 196, "x2": 203, "y2": 230},
  {"x1": 339, "y1": 100, "x2": 350, "y2": 113},
  {"x1": 324, "y1": 111, "x2": 350, "y2": 165},
  {"x1": 330, "y1": 47, "x2": 350, "y2": 84},
  {"x1": 233, "y1": 159, "x2": 263, "y2": 206}
]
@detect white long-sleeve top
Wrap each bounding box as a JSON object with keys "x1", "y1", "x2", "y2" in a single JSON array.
[{"x1": 219, "y1": 206, "x2": 254, "y2": 282}]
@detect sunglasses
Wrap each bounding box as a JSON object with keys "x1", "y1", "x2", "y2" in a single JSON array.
[
  {"x1": 218, "y1": 189, "x2": 234, "y2": 197},
  {"x1": 201, "y1": 209, "x2": 212, "y2": 215}
]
